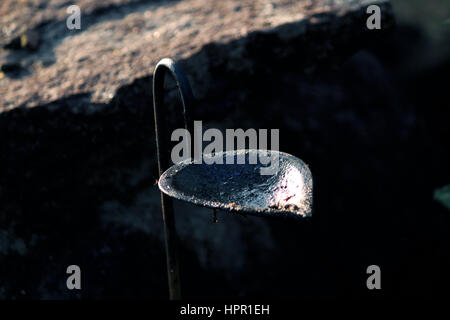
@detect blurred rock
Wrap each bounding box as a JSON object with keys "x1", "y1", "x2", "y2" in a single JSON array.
[
  {"x1": 0, "y1": 0, "x2": 393, "y2": 111},
  {"x1": 0, "y1": 60, "x2": 21, "y2": 72},
  {"x1": 4, "y1": 30, "x2": 41, "y2": 51}
]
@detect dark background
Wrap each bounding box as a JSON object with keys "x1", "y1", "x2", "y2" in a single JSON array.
[{"x1": 0, "y1": 0, "x2": 449, "y2": 299}]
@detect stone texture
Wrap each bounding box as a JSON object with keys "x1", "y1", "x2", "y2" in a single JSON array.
[{"x1": 0, "y1": 0, "x2": 392, "y2": 112}]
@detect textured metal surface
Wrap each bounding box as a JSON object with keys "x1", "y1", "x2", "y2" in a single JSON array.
[{"x1": 159, "y1": 149, "x2": 313, "y2": 219}]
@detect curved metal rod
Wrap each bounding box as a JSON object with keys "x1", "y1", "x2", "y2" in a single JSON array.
[{"x1": 153, "y1": 58, "x2": 193, "y2": 300}]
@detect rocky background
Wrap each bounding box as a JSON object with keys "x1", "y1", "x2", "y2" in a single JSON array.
[{"x1": 0, "y1": 0, "x2": 449, "y2": 299}]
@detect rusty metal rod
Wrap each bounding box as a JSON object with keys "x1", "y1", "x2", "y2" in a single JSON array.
[{"x1": 153, "y1": 58, "x2": 193, "y2": 300}]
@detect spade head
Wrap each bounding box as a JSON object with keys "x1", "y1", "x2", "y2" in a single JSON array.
[{"x1": 158, "y1": 150, "x2": 313, "y2": 219}]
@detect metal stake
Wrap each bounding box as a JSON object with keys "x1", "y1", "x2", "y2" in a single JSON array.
[{"x1": 153, "y1": 58, "x2": 193, "y2": 300}]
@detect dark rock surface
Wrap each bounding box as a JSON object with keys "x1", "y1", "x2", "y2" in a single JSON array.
[{"x1": 1, "y1": 0, "x2": 450, "y2": 299}]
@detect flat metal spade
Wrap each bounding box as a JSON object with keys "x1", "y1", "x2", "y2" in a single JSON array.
[
  {"x1": 158, "y1": 149, "x2": 313, "y2": 219},
  {"x1": 152, "y1": 58, "x2": 313, "y2": 300}
]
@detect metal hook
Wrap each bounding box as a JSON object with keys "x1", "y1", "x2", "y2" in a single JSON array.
[{"x1": 153, "y1": 58, "x2": 194, "y2": 300}]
